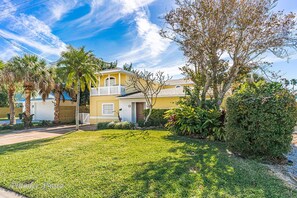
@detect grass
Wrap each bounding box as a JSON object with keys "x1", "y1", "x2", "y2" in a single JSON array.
[
  {"x1": 0, "y1": 130, "x2": 295, "y2": 198},
  {"x1": 0, "y1": 117, "x2": 8, "y2": 121}
]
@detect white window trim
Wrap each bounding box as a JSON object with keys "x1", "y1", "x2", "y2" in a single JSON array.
[
  {"x1": 104, "y1": 76, "x2": 116, "y2": 87},
  {"x1": 102, "y1": 103, "x2": 114, "y2": 116}
]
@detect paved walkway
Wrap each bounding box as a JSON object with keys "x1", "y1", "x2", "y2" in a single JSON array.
[
  {"x1": 0, "y1": 125, "x2": 96, "y2": 146},
  {"x1": 0, "y1": 125, "x2": 96, "y2": 198},
  {"x1": 0, "y1": 187, "x2": 25, "y2": 198}
]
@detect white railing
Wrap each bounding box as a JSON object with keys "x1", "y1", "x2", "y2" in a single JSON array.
[{"x1": 91, "y1": 86, "x2": 126, "y2": 96}]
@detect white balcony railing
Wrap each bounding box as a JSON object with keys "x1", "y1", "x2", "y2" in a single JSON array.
[{"x1": 91, "y1": 86, "x2": 126, "y2": 96}]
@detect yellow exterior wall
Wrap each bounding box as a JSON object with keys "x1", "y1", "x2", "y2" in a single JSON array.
[
  {"x1": 154, "y1": 97, "x2": 181, "y2": 109},
  {"x1": 98, "y1": 73, "x2": 128, "y2": 87},
  {"x1": 90, "y1": 95, "x2": 120, "y2": 124}
]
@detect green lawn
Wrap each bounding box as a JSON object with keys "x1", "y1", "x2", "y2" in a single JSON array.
[
  {"x1": 0, "y1": 130, "x2": 295, "y2": 198},
  {"x1": 0, "y1": 117, "x2": 8, "y2": 121}
]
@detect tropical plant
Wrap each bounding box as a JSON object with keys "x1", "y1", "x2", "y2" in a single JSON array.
[
  {"x1": 58, "y1": 46, "x2": 100, "y2": 130},
  {"x1": 164, "y1": 104, "x2": 225, "y2": 140},
  {"x1": 11, "y1": 55, "x2": 54, "y2": 124},
  {"x1": 0, "y1": 60, "x2": 23, "y2": 125},
  {"x1": 50, "y1": 67, "x2": 75, "y2": 124}
]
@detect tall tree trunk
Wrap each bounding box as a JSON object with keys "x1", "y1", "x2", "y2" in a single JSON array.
[
  {"x1": 76, "y1": 81, "x2": 81, "y2": 130},
  {"x1": 54, "y1": 91, "x2": 61, "y2": 124},
  {"x1": 8, "y1": 86, "x2": 16, "y2": 125},
  {"x1": 25, "y1": 89, "x2": 31, "y2": 118},
  {"x1": 144, "y1": 105, "x2": 152, "y2": 124}
]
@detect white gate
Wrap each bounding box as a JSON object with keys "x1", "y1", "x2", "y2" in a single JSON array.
[{"x1": 79, "y1": 113, "x2": 90, "y2": 124}]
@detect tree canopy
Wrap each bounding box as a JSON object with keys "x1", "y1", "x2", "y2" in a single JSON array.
[{"x1": 161, "y1": 0, "x2": 297, "y2": 108}]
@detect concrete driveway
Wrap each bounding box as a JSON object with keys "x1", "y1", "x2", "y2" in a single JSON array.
[
  {"x1": 0, "y1": 125, "x2": 95, "y2": 146},
  {"x1": 0, "y1": 119, "x2": 22, "y2": 125}
]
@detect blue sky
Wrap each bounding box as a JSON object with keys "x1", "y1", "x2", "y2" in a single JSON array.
[{"x1": 0, "y1": 0, "x2": 296, "y2": 79}]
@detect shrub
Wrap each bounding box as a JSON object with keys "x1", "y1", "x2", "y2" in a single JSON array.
[
  {"x1": 97, "y1": 121, "x2": 135, "y2": 130},
  {"x1": 38, "y1": 120, "x2": 53, "y2": 127},
  {"x1": 97, "y1": 122, "x2": 109, "y2": 130},
  {"x1": 0, "y1": 124, "x2": 12, "y2": 130},
  {"x1": 141, "y1": 109, "x2": 169, "y2": 127},
  {"x1": 12, "y1": 123, "x2": 24, "y2": 130},
  {"x1": 226, "y1": 81, "x2": 297, "y2": 159},
  {"x1": 164, "y1": 104, "x2": 224, "y2": 140}
]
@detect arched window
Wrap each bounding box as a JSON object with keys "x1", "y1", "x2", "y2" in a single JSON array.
[{"x1": 105, "y1": 77, "x2": 116, "y2": 86}]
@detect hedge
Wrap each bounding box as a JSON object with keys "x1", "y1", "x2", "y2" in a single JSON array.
[
  {"x1": 226, "y1": 81, "x2": 297, "y2": 159},
  {"x1": 138, "y1": 109, "x2": 169, "y2": 127}
]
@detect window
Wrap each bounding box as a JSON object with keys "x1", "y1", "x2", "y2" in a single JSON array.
[
  {"x1": 175, "y1": 85, "x2": 182, "y2": 88},
  {"x1": 105, "y1": 77, "x2": 116, "y2": 86},
  {"x1": 102, "y1": 103, "x2": 114, "y2": 115}
]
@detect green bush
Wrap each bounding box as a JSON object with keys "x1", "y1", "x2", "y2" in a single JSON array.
[
  {"x1": 138, "y1": 109, "x2": 169, "y2": 127},
  {"x1": 226, "y1": 81, "x2": 297, "y2": 159},
  {"x1": 12, "y1": 123, "x2": 24, "y2": 130},
  {"x1": 38, "y1": 120, "x2": 53, "y2": 127},
  {"x1": 97, "y1": 122, "x2": 109, "y2": 130},
  {"x1": 97, "y1": 121, "x2": 135, "y2": 130},
  {"x1": 0, "y1": 123, "x2": 24, "y2": 131},
  {"x1": 0, "y1": 124, "x2": 12, "y2": 130},
  {"x1": 164, "y1": 104, "x2": 224, "y2": 140}
]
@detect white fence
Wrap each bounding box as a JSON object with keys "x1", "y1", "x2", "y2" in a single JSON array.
[{"x1": 79, "y1": 113, "x2": 90, "y2": 124}]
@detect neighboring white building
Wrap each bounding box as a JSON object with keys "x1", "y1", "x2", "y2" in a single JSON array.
[{"x1": 17, "y1": 92, "x2": 76, "y2": 121}]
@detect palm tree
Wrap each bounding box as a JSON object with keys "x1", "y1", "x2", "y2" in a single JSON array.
[
  {"x1": 12, "y1": 55, "x2": 54, "y2": 123},
  {"x1": 58, "y1": 46, "x2": 100, "y2": 130},
  {"x1": 50, "y1": 67, "x2": 75, "y2": 124},
  {"x1": 0, "y1": 60, "x2": 23, "y2": 125}
]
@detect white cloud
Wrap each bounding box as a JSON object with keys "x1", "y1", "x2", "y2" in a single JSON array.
[
  {"x1": 116, "y1": 9, "x2": 171, "y2": 69},
  {"x1": 0, "y1": 0, "x2": 67, "y2": 61},
  {"x1": 45, "y1": 0, "x2": 79, "y2": 25},
  {"x1": 0, "y1": 29, "x2": 65, "y2": 58},
  {"x1": 0, "y1": 0, "x2": 16, "y2": 21},
  {"x1": 114, "y1": 0, "x2": 155, "y2": 14},
  {"x1": 0, "y1": 44, "x2": 22, "y2": 61},
  {"x1": 67, "y1": 0, "x2": 156, "y2": 40}
]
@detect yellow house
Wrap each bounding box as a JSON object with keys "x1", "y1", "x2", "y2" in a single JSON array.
[{"x1": 90, "y1": 68, "x2": 193, "y2": 124}]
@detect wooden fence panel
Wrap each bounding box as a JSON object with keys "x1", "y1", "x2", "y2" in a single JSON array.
[{"x1": 0, "y1": 107, "x2": 23, "y2": 118}]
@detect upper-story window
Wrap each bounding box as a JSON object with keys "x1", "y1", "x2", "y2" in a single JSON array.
[{"x1": 105, "y1": 77, "x2": 116, "y2": 86}]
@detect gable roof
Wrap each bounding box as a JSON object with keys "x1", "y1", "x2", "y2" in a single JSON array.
[
  {"x1": 98, "y1": 67, "x2": 134, "y2": 75},
  {"x1": 166, "y1": 79, "x2": 194, "y2": 86}
]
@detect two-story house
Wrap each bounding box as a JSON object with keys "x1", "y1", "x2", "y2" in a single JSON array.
[{"x1": 89, "y1": 68, "x2": 194, "y2": 124}]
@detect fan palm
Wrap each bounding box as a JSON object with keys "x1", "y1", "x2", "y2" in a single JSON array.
[
  {"x1": 58, "y1": 46, "x2": 100, "y2": 130},
  {"x1": 0, "y1": 60, "x2": 23, "y2": 125},
  {"x1": 50, "y1": 67, "x2": 75, "y2": 124},
  {"x1": 12, "y1": 55, "x2": 54, "y2": 122}
]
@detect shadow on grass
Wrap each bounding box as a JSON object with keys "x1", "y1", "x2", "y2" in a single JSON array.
[
  {"x1": 123, "y1": 134, "x2": 294, "y2": 197},
  {"x1": 101, "y1": 130, "x2": 151, "y2": 140},
  {"x1": 0, "y1": 134, "x2": 71, "y2": 155}
]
